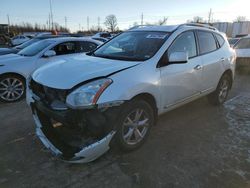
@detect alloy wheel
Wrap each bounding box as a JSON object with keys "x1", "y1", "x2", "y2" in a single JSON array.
[
  {"x1": 122, "y1": 108, "x2": 150, "y2": 145},
  {"x1": 0, "y1": 77, "x2": 24, "y2": 102},
  {"x1": 218, "y1": 79, "x2": 229, "y2": 103}
]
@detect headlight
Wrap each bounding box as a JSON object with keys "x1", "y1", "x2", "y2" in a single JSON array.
[{"x1": 66, "y1": 78, "x2": 112, "y2": 109}]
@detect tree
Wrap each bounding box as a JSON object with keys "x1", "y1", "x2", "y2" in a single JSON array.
[
  {"x1": 193, "y1": 16, "x2": 204, "y2": 23},
  {"x1": 104, "y1": 14, "x2": 118, "y2": 32},
  {"x1": 158, "y1": 17, "x2": 168, "y2": 25},
  {"x1": 235, "y1": 16, "x2": 247, "y2": 22}
]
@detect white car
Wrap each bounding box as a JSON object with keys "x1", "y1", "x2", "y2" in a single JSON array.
[
  {"x1": 0, "y1": 37, "x2": 102, "y2": 102},
  {"x1": 27, "y1": 24, "x2": 236, "y2": 163},
  {"x1": 234, "y1": 36, "x2": 250, "y2": 57},
  {"x1": 11, "y1": 35, "x2": 31, "y2": 46}
]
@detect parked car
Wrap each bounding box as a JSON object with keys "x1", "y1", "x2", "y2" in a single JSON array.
[
  {"x1": 27, "y1": 24, "x2": 236, "y2": 163},
  {"x1": 0, "y1": 37, "x2": 102, "y2": 102},
  {"x1": 233, "y1": 36, "x2": 250, "y2": 57},
  {"x1": 0, "y1": 35, "x2": 68, "y2": 56},
  {"x1": 11, "y1": 35, "x2": 32, "y2": 46},
  {"x1": 91, "y1": 37, "x2": 109, "y2": 43},
  {"x1": 92, "y1": 32, "x2": 112, "y2": 39},
  {"x1": 228, "y1": 38, "x2": 240, "y2": 47}
]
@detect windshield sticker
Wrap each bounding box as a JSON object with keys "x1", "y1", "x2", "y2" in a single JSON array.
[{"x1": 146, "y1": 34, "x2": 167, "y2": 39}]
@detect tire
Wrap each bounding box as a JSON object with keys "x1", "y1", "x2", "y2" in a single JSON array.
[
  {"x1": 114, "y1": 99, "x2": 154, "y2": 151},
  {"x1": 207, "y1": 74, "x2": 231, "y2": 105},
  {"x1": 0, "y1": 74, "x2": 26, "y2": 103}
]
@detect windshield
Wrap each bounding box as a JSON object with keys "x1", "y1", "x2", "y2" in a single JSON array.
[
  {"x1": 92, "y1": 31, "x2": 169, "y2": 61},
  {"x1": 234, "y1": 38, "x2": 250, "y2": 49},
  {"x1": 18, "y1": 40, "x2": 54, "y2": 56},
  {"x1": 228, "y1": 38, "x2": 239, "y2": 46},
  {"x1": 15, "y1": 38, "x2": 40, "y2": 49}
]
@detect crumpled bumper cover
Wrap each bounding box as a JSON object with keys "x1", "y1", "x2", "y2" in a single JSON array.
[{"x1": 33, "y1": 111, "x2": 116, "y2": 163}]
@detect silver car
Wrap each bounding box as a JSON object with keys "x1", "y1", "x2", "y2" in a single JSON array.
[{"x1": 27, "y1": 24, "x2": 236, "y2": 163}]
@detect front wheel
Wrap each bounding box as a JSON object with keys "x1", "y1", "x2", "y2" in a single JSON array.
[
  {"x1": 207, "y1": 74, "x2": 231, "y2": 105},
  {"x1": 0, "y1": 75, "x2": 25, "y2": 103},
  {"x1": 114, "y1": 99, "x2": 154, "y2": 151}
]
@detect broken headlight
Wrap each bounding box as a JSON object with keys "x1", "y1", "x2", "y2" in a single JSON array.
[{"x1": 66, "y1": 78, "x2": 112, "y2": 109}]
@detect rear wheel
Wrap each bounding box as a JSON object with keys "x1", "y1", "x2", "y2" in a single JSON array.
[
  {"x1": 114, "y1": 99, "x2": 154, "y2": 151},
  {"x1": 0, "y1": 75, "x2": 25, "y2": 103},
  {"x1": 207, "y1": 74, "x2": 231, "y2": 105}
]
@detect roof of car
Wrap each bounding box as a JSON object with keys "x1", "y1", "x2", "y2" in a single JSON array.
[
  {"x1": 129, "y1": 23, "x2": 218, "y2": 33},
  {"x1": 43, "y1": 37, "x2": 103, "y2": 45}
]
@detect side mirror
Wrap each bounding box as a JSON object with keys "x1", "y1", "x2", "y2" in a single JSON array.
[
  {"x1": 43, "y1": 50, "x2": 56, "y2": 58},
  {"x1": 168, "y1": 51, "x2": 188, "y2": 64}
]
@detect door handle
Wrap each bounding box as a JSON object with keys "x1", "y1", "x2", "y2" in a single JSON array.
[
  {"x1": 220, "y1": 57, "x2": 225, "y2": 62},
  {"x1": 194, "y1": 65, "x2": 202, "y2": 70}
]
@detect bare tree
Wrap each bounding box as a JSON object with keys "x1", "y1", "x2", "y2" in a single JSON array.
[
  {"x1": 158, "y1": 17, "x2": 168, "y2": 25},
  {"x1": 104, "y1": 14, "x2": 118, "y2": 32},
  {"x1": 235, "y1": 16, "x2": 247, "y2": 22},
  {"x1": 193, "y1": 16, "x2": 204, "y2": 23},
  {"x1": 187, "y1": 16, "x2": 204, "y2": 23}
]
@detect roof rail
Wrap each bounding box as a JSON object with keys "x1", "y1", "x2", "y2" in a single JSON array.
[
  {"x1": 177, "y1": 23, "x2": 218, "y2": 31},
  {"x1": 128, "y1": 24, "x2": 158, "y2": 30}
]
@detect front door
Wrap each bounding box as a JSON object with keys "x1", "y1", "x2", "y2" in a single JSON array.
[{"x1": 160, "y1": 31, "x2": 203, "y2": 109}]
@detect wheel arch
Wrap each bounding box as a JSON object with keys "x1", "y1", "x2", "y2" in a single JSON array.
[
  {"x1": 131, "y1": 92, "x2": 158, "y2": 125},
  {"x1": 0, "y1": 72, "x2": 26, "y2": 83},
  {"x1": 222, "y1": 69, "x2": 233, "y2": 89}
]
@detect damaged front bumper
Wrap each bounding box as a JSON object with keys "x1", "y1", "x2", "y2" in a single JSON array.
[
  {"x1": 27, "y1": 88, "x2": 121, "y2": 163},
  {"x1": 34, "y1": 112, "x2": 115, "y2": 163}
]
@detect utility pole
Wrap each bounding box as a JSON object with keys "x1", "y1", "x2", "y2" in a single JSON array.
[
  {"x1": 141, "y1": 13, "x2": 144, "y2": 25},
  {"x1": 49, "y1": 0, "x2": 54, "y2": 30},
  {"x1": 7, "y1": 14, "x2": 10, "y2": 33},
  {"x1": 98, "y1": 16, "x2": 100, "y2": 31},
  {"x1": 79, "y1": 24, "x2": 81, "y2": 31},
  {"x1": 87, "y1": 16, "x2": 89, "y2": 31},
  {"x1": 208, "y1": 8, "x2": 212, "y2": 23},
  {"x1": 64, "y1": 16, "x2": 67, "y2": 29}
]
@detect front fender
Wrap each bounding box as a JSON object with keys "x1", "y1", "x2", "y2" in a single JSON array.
[{"x1": 97, "y1": 63, "x2": 161, "y2": 109}]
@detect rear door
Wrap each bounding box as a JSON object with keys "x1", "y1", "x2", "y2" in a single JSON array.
[
  {"x1": 160, "y1": 31, "x2": 203, "y2": 108},
  {"x1": 196, "y1": 31, "x2": 225, "y2": 92}
]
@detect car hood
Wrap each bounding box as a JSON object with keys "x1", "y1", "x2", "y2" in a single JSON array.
[
  {"x1": 32, "y1": 54, "x2": 140, "y2": 89},
  {"x1": 0, "y1": 53, "x2": 28, "y2": 64}
]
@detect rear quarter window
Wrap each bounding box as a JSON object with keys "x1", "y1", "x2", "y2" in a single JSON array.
[{"x1": 215, "y1": 34, "x2": 225, "y2": 47}]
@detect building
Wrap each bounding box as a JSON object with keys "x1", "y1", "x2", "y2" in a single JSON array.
[{"x1": 213, "y1": 21, "x2": 250, "y2": 38}]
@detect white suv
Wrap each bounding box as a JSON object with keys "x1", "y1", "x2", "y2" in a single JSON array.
[{"x1": 27, "y1": 24, "x2": 236, "y2": 163}]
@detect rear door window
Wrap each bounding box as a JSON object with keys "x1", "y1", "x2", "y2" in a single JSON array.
[
  {"x1": 197, "y1": 31, "x2": 217, "y2": 54},
  {"x1": 215, "y1": 34, "x2": 225, "y2": 47}
]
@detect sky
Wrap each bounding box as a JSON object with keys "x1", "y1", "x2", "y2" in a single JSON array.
[{"x1": 0, "y1": 0, "x2": 249, "y2": 32}]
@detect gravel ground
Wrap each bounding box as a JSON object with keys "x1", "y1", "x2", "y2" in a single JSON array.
[{"x1": 0, "y1": 73, "x2": 249, "y2": 188}]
